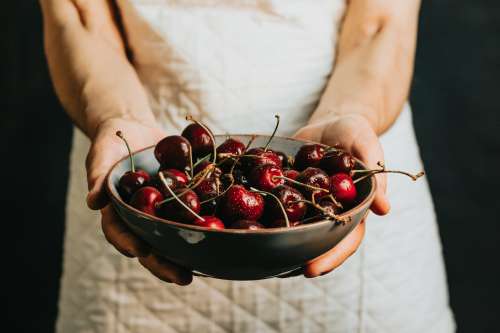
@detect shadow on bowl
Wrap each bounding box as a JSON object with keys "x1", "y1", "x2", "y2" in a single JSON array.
[{"x1": 106, "y1": 135, "x2": 376, "y2": 280}]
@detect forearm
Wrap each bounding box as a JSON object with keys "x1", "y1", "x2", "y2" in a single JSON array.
[
  {"x1": 40, "y1": 0, "x2": 155, "y2": 138},
  {"x1": 310, "y1": 0, "x2": 421, "y2": 134}
]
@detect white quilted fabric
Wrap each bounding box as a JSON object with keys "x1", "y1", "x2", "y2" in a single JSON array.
[{"x1": 56, "y1": 1, "x2": 455, "y2": 332}]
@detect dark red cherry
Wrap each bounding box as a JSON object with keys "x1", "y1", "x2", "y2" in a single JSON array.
[
  {"x1": 129, "y1": 186, "x2": 163, "y2": 216},
  {"x1": 181, "y1": 123, "x2": 214, "y2": 160},
  {"x1": 305, "y1": 199, "x2": 340, "y2": 220},
  {"x1": 148, "y1": 170, "x2": 180, "y2": 196},
  {"x1": 295, "y1": 167, "x2": 330, "y2": 200},
  {"x1": 294, "y1": 144, "x2": 325, "y2": 171},
  {"x1": 194, "y1": 216, "x2": 225, "y2": 230},
  {"x1": 232, "y1": 168, "x2": 249, "y2": 186},
  {"x1": 283, "y1": 169, "x2": 299, "y2": 181},
  {"x1": 158, "y1": 168, "x2": 188, "y2": 186},
  {"x1": 200, "y1": 199, "x2": 218, "y2": 216},
  {"x1": 216, "y1": 138, "x2": 246, "y2": 156},
  {"x1": 118, "y1": 170, "x2": 150, "y2": 202},
  {"x1": 115, "y1": 131, "x2": 151, "y2": 201},
  {"x1": 320, "y1": 151, "x2": 356, "y2": 175},
  {"x1": 249, "y1": 164, "x2": 285, "y2": 192},
  {"x1": 194, "y1": 177, "x2": 219, "y2": 202},
  {"x1": 221, "y1": 185, "x2": 264, "y2": 222},
  {"x1": 230, "y1": 220, "x2": 265, "y2": 230},
  {"x1": 330, "y1": 173, "x2": 357, "y2": 204},
  {"x1": 194, "y1": 160, "x2": 211, "y2": 175},
  {"x1": 274, "y1": 150, "x2": 292, "y2": 169},
  {"x1": 156, "y1": 187, "x2": 201, "y2": 223},
  {"x1": 265, "y1": 185, "x2": 307, "y2": 222},
  {"x1": 242, "y1": 147, "x2": 282, "y2": 171},
  {"x1": 269, "y1": 219, "x2": 302, "y2": 228},
  {"x1": 154, "y1": 135, "x2": 192, "y2": 171}
]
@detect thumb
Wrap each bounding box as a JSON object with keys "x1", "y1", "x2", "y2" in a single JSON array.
[{"x1": 86, "y1": 136, "x2": 126, "y2": 210}]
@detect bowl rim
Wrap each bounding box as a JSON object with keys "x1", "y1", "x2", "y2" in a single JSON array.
[{"x1": 105, "y1": 134, "x2": 377, "y2": 234}]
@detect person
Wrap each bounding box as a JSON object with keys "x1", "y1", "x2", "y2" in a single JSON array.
[{"x1": 41, "y1": 0, "x2": 455, "y2": 332}]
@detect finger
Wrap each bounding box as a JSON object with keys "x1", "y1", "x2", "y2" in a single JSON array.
[
  {"x1": 139, "y1": 254, "x2": 193, "y2": 286},
  {"x1": 86, "y1": 136, "x2": 126, "y2": 210},
  {"x1": 101, "y1": 205, "x2": 150, "y2": 257},
  {"x1": 350, "y1": 129, "x2": 390, "y2": 216},
  {"x1": 293, "y1": 124, "x2": 323, "y2": 143},
  {"x1": 304, "y1": 219, "x2": 366, "y2": 278}
]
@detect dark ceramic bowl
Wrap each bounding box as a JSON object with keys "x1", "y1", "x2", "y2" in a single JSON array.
[{"x1": 106, "y1": 135, "x2": 376, "y2": 280}]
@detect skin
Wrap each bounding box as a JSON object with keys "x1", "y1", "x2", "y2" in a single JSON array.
[{"x1": 40, "y1": 0, "x2": 421, "y2": 284}]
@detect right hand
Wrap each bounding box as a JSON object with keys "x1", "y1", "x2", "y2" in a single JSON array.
[{"x1": 86, "y1": 117, "x2": 193, "y2": 285}]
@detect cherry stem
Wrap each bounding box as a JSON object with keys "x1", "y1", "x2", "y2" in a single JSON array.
[
  {"x1": 157, "y1": 172, "x2": 205, "y2": 222},
  {"x1": 200, "y1": 175, "x2": 233, "y2": 204},
  {"x1": 272, "y1": 175, "x2": 330, "y2": 193},
  {"x1": 159, "y1": 164, "x2": 215, "y2": 204},
  {"x1": 264, "y1": 115, "x2": 280, "y2": 151},
  {"x1": 249, "y1": 187, "x2": 290, "y2": 228},
  {"x1": 116, "y1": 131, "x2": 135, "y2": 172},
  {"x1": 352, "y1": 161, "x2": 425, "y2": 184},
  {"x1": 327, "y1": 194, "x2": 343, "y2": 209},
  {"x1": 186, "y1": 115, "x2": 217, "y2": 165}
]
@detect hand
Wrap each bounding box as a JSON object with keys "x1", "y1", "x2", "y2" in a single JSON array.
[
  {"x1": 86, "y1": 117, "x2": 193, "y2": 285},
  {"x1": 294, "y1": 114, "x2": 391, "y2": 278}
]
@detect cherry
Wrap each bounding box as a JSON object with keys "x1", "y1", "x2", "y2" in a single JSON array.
[
  {"x1": 181, "y1": 123, "x2": 214, "y2": 160},
  {"x1": 274, "y1": 150, "x2": 292, "y2": 169},
  {"x1": 320, "y1": 151, "x2": 356, "y2": 175},
  {"x1": 308, "y1": 199, "x2": 341, "y2": 218},
  {"x1": 230, "y1": 220, "x2": 264, "y2": 230},
  {"x1": 148, "y1": 170, "x2": 181, "y2": 196},
  {"x1": 330, "y1": 173, "x2": 357, "y2": 205},
  {"x1": 265, "y1": 185, "x2": 307, "y2": 222},
  {"x1": 249, "y1": 164, "x2": 285, "y2": 192},
  {"x1": 115, "y1": 131, "x2": 151, "y2": 201},
  {"x1": 283, "y1": 169, "x2": 299, "y2": 181},
  {"x1": 232, "y1": 168, "x2": 249, "y2": 186},
  {"x1": 154, "y1": 135, "x2": 192, "y2": 171},
  {"x1": 194, "y1": 216, "x2": 225, "y2": 230},
  {"x1": 221, "y1": 185, "x2": 264, "y2": 222},
  {"x1": 216, "y1": 138, "x2": 246, "y2": 156},
  {"x1": 295, "y1": 167, "x2": 331, "y2": 199},
  {"x1": 193, "y1": 159, "x2": 211, "y2": 175},
  {"x1": 200, "y1": 198, "x2": 218, "y2": 216},
  {"x1": 194, "y1": 177, "x2": 219, "y2": 202},
  {"x1": 129, "y1": 186, "x2": 164, "y2": 216},
  {"x1": 269, "y1": 219, "x2": 302, "y2": 228},
  {"x1": 158, "y1": 168, "x2": 188, "y2": 186},
  {"x1": 156, "y1": 187, "x2": 201, "y2": 223},
  {"x1": 294, "y1": 144, "x2": 325, "y2": 171},
  {"x1": 242, "y1": 147, "x2": 282, "y2": 171}
]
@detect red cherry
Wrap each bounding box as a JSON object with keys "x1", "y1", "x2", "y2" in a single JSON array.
[
  {"x1": 182, "y1": 123, "x2": 214, "y2": 160},
  {"x1": 273, "y1": 150, "x2": 292, "y2": 169},
  {"x1": 242, "y1": 147, "x2": 282, "y2": 171},
  {"x1": 283, "y1": 169, "x2": 299, "y2": 181},
  {"x1": 294, "y1": 144, "x2": 325, "y2": 171},
  {"x1": 269, "y1": 219, "x2": 302, "y2": 228},
  {"x1": 221, "y1": 185, "x2": 264, "y2": 222},
  {"x1": 194, "y1": 216, "x2": 225, "y2": 229},
  {"x1": 156, "y1": 187, "x2": 201, "y2": 223},
  {"x1": 115, "y1": 131, "x2": 151, "y2": 201},
  {"x1": 216, "y1": 138, "x2": 246, "y2": 156},
  {"x1": 320, "y1": 151, "x2": 356, "y2": 175},
  {"x1": 265, "y1": 185, "x2": 307, "y2": 222},
  {"x1": 193, "y1": 160, "x2": 211, "y2": 175},
  {"x1": 148, "y1": 170, "x2": 180, "y2": 196},
  {"x1": 230, "y1": 220, "x2": 265, "y2": 230},
  {"x1": 330, "y1": 173, "x2": 357, "y2": 204},
  {"x1": 194, "y1": 177, "x2": 219, "y2": 202},
  {"x1": 249, "y1": 164, "x2": 285, "y2": 192},
  {"x1": 154, "y1": 135, "x2": 192, "y2": 171},
  {"x1": 159, "y1": 168, "x2": 188, "y2": 186},
  {"x1": 118, "y1": 169, "x2": 150, "y2": 202},
  {"x1": 295, "y1": 167, "x2": 330, "y2": 199},
  {"x1": 129, "y1": 186, "x2": 164, "y2": 216}
]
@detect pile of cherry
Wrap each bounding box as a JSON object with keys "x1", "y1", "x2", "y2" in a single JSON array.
[{"x1": 116, "y1": 116, "x2": 423, "y2": 230}]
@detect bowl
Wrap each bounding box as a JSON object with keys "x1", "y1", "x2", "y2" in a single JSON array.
[{"x1": 106, "y1": 135, "x2": 376, "y2": 280}]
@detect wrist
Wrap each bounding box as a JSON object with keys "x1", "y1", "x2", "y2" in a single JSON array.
[{"x1": 308, "y1": 103, "x2": 381, "y2": 134}]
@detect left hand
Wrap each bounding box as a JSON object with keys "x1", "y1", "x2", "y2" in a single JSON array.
[{"x1": 294, "y1": 113, "x2": 391, "y2": 278}]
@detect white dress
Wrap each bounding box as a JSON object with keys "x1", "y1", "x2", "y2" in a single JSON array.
[{"x1": 57, "y1": 1, "x2": 455, "y2": 332}]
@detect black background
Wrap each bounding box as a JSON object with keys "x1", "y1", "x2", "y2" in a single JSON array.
[{"x1": 2, "y1": 1, "x2": 499, "y2": 332}]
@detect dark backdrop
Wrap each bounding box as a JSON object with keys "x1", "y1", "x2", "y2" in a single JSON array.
[{"x1": 2, "y1": 1, "x2": 499, "y2": 332}]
